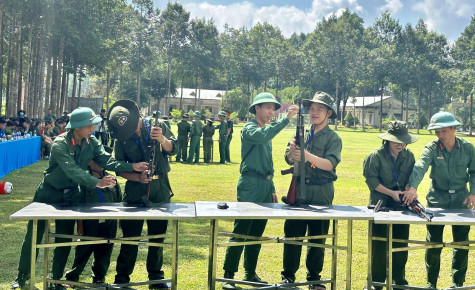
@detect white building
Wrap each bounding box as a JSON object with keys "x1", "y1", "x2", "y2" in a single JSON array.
[
  {"x1": 153, "y1": 88, "x2": 225, "y2": 118},
  {"x1": 340, "y1": 96, "x2": 417, "y2": 126}
]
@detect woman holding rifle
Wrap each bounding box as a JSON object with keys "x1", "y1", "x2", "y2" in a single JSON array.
[{"x1": 363, "y1": 120, "x2": 418, "y2": 289}]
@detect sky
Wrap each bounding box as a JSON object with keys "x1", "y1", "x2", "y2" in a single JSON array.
[{"x1": 152, "y1": 0, "x2": 474, "y2": 43}]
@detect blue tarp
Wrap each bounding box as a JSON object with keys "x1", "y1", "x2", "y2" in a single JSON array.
[{"x1": 0, "y1": 136, "x2": 41, "y2": 178}]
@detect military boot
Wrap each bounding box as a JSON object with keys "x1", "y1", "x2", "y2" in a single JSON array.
[
  {"x1": 244, "y1": 272, "x2": 267, "y2": 284},
  {"x1": 222, "y1": 271, "x2": 237, "y2": 290},
  {"x1": 11, "y1": 273, "x2": 29, "y2": 289}
]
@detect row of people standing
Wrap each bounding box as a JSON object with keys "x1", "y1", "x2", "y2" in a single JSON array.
[{"x1": 176, "y1": 110, "x2": 233, "y2": 164}]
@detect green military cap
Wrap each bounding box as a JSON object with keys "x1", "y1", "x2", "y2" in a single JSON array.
[
  {"x1": 193, "y1": 111, "x2": 201, "y2": 118},
  {"x1": 427, "y1": 111, "x2": 461, "y2": 130},
  {"x1": 218, "y1": 111, "x2": 226, "y2": 117},
  {"x1": 107, "y1": 99, "x2": 140, "y2": 141},
  {"x1": 303, "y1": 91, "x2": 337, "y2": 119},
  {"x1": 249, "y1": 92, "x2": 281, "y2": 114},
  {"x1": 66, "y1": 107, "x2": 102, "y2": 129},
  {"x1": 183, "y1": 113, "x2": 189, "y2": 118},
  {"x1": 378, "y1": 121, "x2": 418, "y2": 144}
]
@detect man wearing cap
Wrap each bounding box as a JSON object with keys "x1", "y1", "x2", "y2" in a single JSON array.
[
  {"x1": 221, "y1": 92, "x2": 299, "y2": 290},
  {"x1": 186, "y1": 111, "x2": 203, "y2": 163},
  {"x1": 45, "y1": 108, "x2": 57, "y2": 122},
  {"x1": 406, "y1": 111, "x2": 475, "y2": 289},
  {"x1": 282, "y1": 92, "x2": 342, "y2": 290},
  {"x1": 62, "y1": 110, "x2": 70, "y2": 123},
  {"x1": 203, "y1": 117, "x2": 216, "y2": 163},
  {"x1": 107, "y1": 100, "x2": 177, "y2": 289},
  {"x1": 176, "y1": 113, "x2": 191, "y2": 162},
  {"x1": 218, "y1": 111, "x2": 228, "y2": 164},
  {"x1": 12, "y1": 107, "x2": 148, "y2": 290},
  {"x1": 363, "y1": 120, "x2": 418, "y2": 289},
  {"x1": 224, "y1": 110, "x2": 233, "y2": 163},
  {"x1": 95, "y1": 108, "x2": 108, "y2": 145}
]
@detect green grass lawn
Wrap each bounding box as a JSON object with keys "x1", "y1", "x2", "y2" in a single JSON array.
[{"x1": 1, "y1": 125, "x2": 475, "y2": 289}]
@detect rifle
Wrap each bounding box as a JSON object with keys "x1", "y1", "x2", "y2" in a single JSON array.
[
  {"x1": 282, "y1": 100, "x2": 305, "y2": 205},
  {"x1": 398, "y1": 194, "x2": 434, "y2": 221}
]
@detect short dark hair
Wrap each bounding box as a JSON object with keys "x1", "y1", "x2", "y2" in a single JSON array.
[{"x1": 0, "y1": 117, "x2": 6, "y2": 124}]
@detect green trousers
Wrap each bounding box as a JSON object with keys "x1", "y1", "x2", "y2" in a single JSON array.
[
  {"x1": 371, "y1": 223, "x2": 409, "y2": 287},
  {"x1": 186, "y1": 135, "x2": 200, "y2": 163},
  {"x1": 219, "y1": 136, "x2": 227, "y2": 163},
  {"x1": 425, "y1": 188, "x2": 470, "y2": 287},
  {"x1": 51, "y1": 219, "x2": 76, "y2": 279},
  {"x1": 114, "y1": 219, "x2": 168, "y2": 283},
  {"x1": 17, "y1": 220, "x2": 47, "y2": 278},
  {"x1": 225, "y1": 134, "x2": 232, "y2": 162},
  {"x1": 203, "y1": 137, "x2": 213, "y2": 163},
  {"x1": 176, "y1": 135, "x2": 188, "y2": 162},
  {"x1": 65, "y1": 219, "x2": 117, "y2": 282},
  {"x1": 281, "y1": 219, "x2": 329, "y2": 282},
  {"x1": 223, "y1": 175, "x2": 273, "y2": 274}
]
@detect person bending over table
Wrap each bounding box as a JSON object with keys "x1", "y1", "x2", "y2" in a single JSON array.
[
  {"x1": 363, "y1": 120, "x2": 418, "y2": 289},
  {"x1": 65, "y1": 159, "x2": 122, "y2": 285},
  {"x1": 107, "y1": 100, "x2": 176, "y2": 290},
  {"x1": 221, "y1": 92, "x2": 299, "y2": 290},
  {"x1": 11, "y1": 107, "x2": 148, "y2": 290},
  {"x1": 406, "y1": 111, "x2": 475, "y2": 289},
  {"x1": 281, "y1": 92, "x2": 342, "y2": 290}
]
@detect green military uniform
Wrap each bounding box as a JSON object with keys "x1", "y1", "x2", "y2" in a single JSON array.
[
  {"x1": 281, "y1": 92, "x2": 341, "y2": 286},
  {"x1": 65, "y1": 172, "x2": 122, "y2": 284},
  {"x1": 45, "y1": 113, "x2": 57, "y2": 122},
  {"x1": 203, "y1": 120, "x2": 215, "y2": 163},
  {"x1": 362, "y1": 120, "x2": 418, "y2": 288},
  {"x1": 176, "y1": 117, "x2": 191, "y2": 162},
  {"x1": 409, "y1": 136, "x2": 475, "y2": 288},
  {"x1": 4, "y1": 126, "x2": 12, "y2": 138},
  {"x1": 225, "y1": 118, "x2": 233, "y2": 162},
  {"x1": 186, "y1": 112, "x2": 203, "y2": 163},
  {"x1": 112, "y1": 114, "x2": 177, "y2": 285},
  {"x1": 222, "y1": 93, "x2": 287, "y2": 288},
  {"x1": 14, "y1": 108, "x2": 135, "y2": 290},
  {"x1": 33, "y1": 126, "x2": 52, "y2": 157},
  {"x1": 218, "y1": 112, "x2": 228, "y2": 164},
  {"x1": 52, "y1": 125, "x2": 63, "y2": 137}
]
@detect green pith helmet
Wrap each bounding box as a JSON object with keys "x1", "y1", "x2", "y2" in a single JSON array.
[
  {"x1": 378, "y1": 121, "x2": 418, "y2": 144},
  {"x1": 249, "y1": 92, "x2": 281, "y2": 114},
  {"x1": 302, "y1": 91, "x2": 337, "y2": 119},
  {"x1": 65, "y1": 107, "x2": 102, "y2": 129},
  {"x1": 427, "y1": 111, "x2": 461, "y2": 130},
  {"x1": 218, "y1": 111, "x2": 226, "y2": 117},
  {"x1": 107, "y1": 99, "x2": 140, "y2": 141},
  {"x1": 193, "y1": 111, "x2": 201, "y2": 118}
]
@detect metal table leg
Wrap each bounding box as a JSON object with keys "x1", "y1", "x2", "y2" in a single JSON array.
[
  {"x1": 346, "y1": 220, "x2": 353, "y2": 290},
  {"x1": 387, "y1": 224, "x2": 393, "y2": 290},
  {"x1": 171, "y1": 220, "x2": 179, "y2": 290},
  {"x1": 367, "y1": 220, "x2": 373, "y2": 290},
  {"x1": 331, "y1": 220, "x2": 338, "y2": 290},
  {"x1": 208, "y1": 219, "x2": 218, "y2": 290},
  {"x1": 30, "y1": 220, "x2": 37, "y2": 290}
]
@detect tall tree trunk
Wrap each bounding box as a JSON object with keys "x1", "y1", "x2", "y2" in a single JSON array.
[
  {"x1": 55, "y1": 38, "x2": 64, "y2": 113},
  {"x1": 180, "y1": 75, "x2": 184, "y2": 110},
  {"x1": 5, "y1": 23, "x2": 13, "y2": 116},
  {"x1": 417, "y1": 84, "x2": 421, "y2": 134},
  {"x1": 405, "y1": 90, "x2": 409, "y2": 123},
  {"x1": 71, "y1": 69, "x2": 77, "y2": 109},
  {"x1": 379, "y1": 84, "x2": 383, "y2": 132},
  {"x1": 194, "y1": 76, "x2": 198, "y2": 111},
  {"x1": 44, "y1": 45, "x2": 52, "y2": 114},
  {"x1": 50, "y1": 55, "x2": 58, "y2": 114},
  {"x1": 60, "y1": 68, "x2": 67, "y2": 111},
  {"x1": 15, "y1": 11, "x2": 22, "y2": 113},
  {"x1": 136, "y1": 71, "x2": 140, "y2": 107},
  {"x1": 334, "y1": 79, "x2": 339, "y2": 130},
  {"x1": 0, "y1": 4, "x2": 4, "y2": 114},
  {"x1": 106, "y1": 69, "x2": 110, "y2": 111}
]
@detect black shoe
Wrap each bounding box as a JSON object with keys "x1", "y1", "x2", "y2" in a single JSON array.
[
  {"x1": 244, "y1": 272, "x2": 267, "y2": 284},
  {"x1": 49, "y1": 284, "x2": 67, "y2": 290},
  {"x1": 12, "y1": 273, "x2": 29, "y2": 289},
  {"x1": 149, "y1": 282, "x2": 171, "y2": 289}
]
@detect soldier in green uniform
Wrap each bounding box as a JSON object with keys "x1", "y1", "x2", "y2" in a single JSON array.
[
  {"x1": 203, "y1": 118, "x2": 216, "y2": 163},
  {"x1": 65, "y1": 159, "x2": 122, "y2": 284},
  {"x1": 281, "y1": 92, "x2": 342, "y2": 290},
  {"x1": 186, "y1": 111, "x2": 203, "y2": 163},
  {"x1": 363, "y1": 121, "x2": 418, "y2": 289},
  {"x1": 224, "y1": 110, "x2": 233, "y2": 163},
  {"x1": 11, "y1": 107, "x2": 148, "y2": 290},
  {"x1": 176, "y1": 113, "x2": 191, "y2": 162},
  {"x1": 406, "y1": 111, "x2": 475, "y2": 289},
  {"x1": 107, "y1": 100, "x2": 177, "y2": 289},
  {"x1": 45, "y1": 108, "x2": 57, "y2": 122},
  {"x1": 221, "y1": 92, "x2": 299, "y2": 290},
  {"x1": 218, "y1": 111, "x2": 228, "y2": 164}
]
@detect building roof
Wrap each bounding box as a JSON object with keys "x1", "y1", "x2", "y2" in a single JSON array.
[
  {"x1": 173, "y1": 88, "x2": 226, "y2": 101},
  {"x1": 340, "y1": 96, "x2": 392, "y2": 107}
]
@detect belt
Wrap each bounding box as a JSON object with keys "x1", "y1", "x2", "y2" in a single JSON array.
[
  {"x1": 44, "y1": 181, "x2": 75, "y2": 193},
  {"x1": 242, "y1": 171, "x2": 272, "y2": 180},
  {"x1": 304, "y1": 177, "x2": 332, "y2": 185},
  {"x1": 434, "y1": 186, "x2": 466, "y2": 194}
]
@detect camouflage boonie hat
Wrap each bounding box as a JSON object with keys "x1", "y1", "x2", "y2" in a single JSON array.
[
  {"x1": 107, "y1": 100, "x2": 140, "y2": 141},
  {"x1": 249, "y1": 92, "x2": 281, "y2": 114},
  {"x1": 303, "y1": 92, "x2": 337, "y2": 119},
  {"x1": 378, "y1": 121, "x2": 418, "y2": 144}
]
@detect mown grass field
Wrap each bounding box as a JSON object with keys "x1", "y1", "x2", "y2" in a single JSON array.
[{"x1": 1, "y1": 124, "x2": 475, "y2": 289}]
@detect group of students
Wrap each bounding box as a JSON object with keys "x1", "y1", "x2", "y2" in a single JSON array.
[
  {"x1": 9, "y1": 90, "x2": 475, "y2": 290},
  {"x1": 176, "y1": 110, "x2": 233, "y2": 164}
]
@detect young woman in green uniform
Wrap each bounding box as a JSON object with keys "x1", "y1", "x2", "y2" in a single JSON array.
[
  {"x1": 281, "y1": 92, "x2": 342, "y2": 290},
  {"x1": 363, "y1": 120, "x2": 418, "y2": 289},
  {"x1": 221, "y1": 92, "x2": 299, "y2": 290}
]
